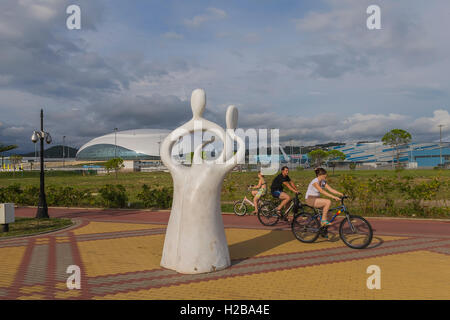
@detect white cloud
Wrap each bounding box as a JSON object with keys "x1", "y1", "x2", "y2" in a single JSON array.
[
  {"x1": 411, "y1": 109, "x2": 450, "y2": 134},
  {"x1": 162, "y1": 32, "x2": 184, "y2": 40},
  {"x1": 184, "y1": 7, "x2": 227, "y2": 27}
]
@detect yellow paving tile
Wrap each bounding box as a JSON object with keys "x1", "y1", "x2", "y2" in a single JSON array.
[
  {"x1": 73, "y1": 221, "x2": 165, "y2": 235},
  {"x1": 226, "y1": 228, "x2": 404, "y2": 259},
  {"x1": 97, "y1": 250, "x2": 450, "y2": 300},
  {"x1": 77, "y1": 224, "x2": 404, "y2": 278},
  {"x1": 77, "y1": 234, "x2": 165, "y2": 277},
  {"x1": 17, "y1": 294, "x2": 45, "y2": 300},
  {"x1": 56, "y1": 282, "x2": 68, "y2": 290},
  {"x1": 20, "y1": 285, "x2": 45, "y2": 294},
  {"x1": 0, "y1": 246, "x2": 26, "y2": 288},
  {"x1": 54, "y1": 290, "x2": 81, "y2": 299}
]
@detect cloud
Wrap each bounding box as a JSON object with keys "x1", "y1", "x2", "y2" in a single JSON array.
[
  {"x1": 290, "y1": 0, "x2": 448, "y2": 79},
  {"x1": 411, "y1": 110, "x2": 450, "y2": 136},
  {"x1": 162, "y1": 32, "x2": 184, "y2": 40},
  {"x1": 184, "y1": 7, "x2": 227, "y2": 27},
  {"x1": 0, "y1": 0, "x2": 129, "y2": 99},
  {"x1": 1, "y1": 0, "x2": 450, "y2": 153}
]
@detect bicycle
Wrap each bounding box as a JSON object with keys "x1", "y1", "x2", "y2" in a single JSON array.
[
  {"x1": 233, "y1": 186, "x2": 270, "y2": 216},
  {"x1": 257, "y1": 192, "x2": 306, "y2": 226},
  {"x1": 291, "y1": 196, "x2": 373, "y2": 249}
]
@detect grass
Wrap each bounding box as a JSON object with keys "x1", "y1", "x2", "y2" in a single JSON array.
[
  {"x1": 0, "y1": 217, "x2": 73, "y2": 238},
  {"x1": 1, "y1": 169, "x2": 449, "y2": 215}
]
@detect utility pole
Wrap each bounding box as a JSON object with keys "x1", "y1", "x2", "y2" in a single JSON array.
[
  {"x1": 438, "y1": 124, "x2": 444, "y2": 166},
  {"x1": 63, "y1": 135, "x2": 66, "y2": 168},
  {"x1": 290, "y1": 139, "x2": 293, "y2": 165},
  {"x1": 114, "y1": 128, "x2": 118, "y2": 159}
]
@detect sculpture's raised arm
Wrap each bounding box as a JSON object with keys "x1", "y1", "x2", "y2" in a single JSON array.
[
  {"x1": 160, "y1": 128, "x2": 189, "y2": 173},
  {"x1": 221, "y1": 105, "x2": 245, "y2": 171}
]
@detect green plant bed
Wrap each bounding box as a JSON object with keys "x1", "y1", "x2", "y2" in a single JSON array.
[
  {"x1": 0, "y1": 217, "x2": 73, "y2": 238},
  {"x1": 221, "y1": 203, "x2": 235, "y2": 213}
]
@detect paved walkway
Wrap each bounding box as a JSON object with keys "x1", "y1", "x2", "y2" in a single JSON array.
[{"x1": 0, "y1": 208, "x2": 449, "y2": 300}]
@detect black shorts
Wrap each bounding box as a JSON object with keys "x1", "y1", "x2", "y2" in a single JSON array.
[{"x1": 271, "y1": 190, "x2": 282, "y2": 198}]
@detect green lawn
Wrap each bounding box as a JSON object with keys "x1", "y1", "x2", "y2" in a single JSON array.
[
  {"x1": 0, "y1": 217, "x2": 73, "y2": 238},
  {"x1": 1, "y1": 169, "x2": 449, "y2": 217}
]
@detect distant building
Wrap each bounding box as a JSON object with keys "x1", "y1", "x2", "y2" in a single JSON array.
[
  {"x1": 76, "y1": 129, "x2": 170, "y2": 161},
  {"x1": 331, "y1": 142, "x2": 450, "y2": 167},
  {"x1": 76, "y1": 129, "x2": 218, "y2": 161}
]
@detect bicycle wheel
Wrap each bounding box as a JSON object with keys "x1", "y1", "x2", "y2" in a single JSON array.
[
  {"x1": 339, "y1": 215, "x2": 373, "y2": 249},
  {"x1": 257, "y1": 202, "x2": 279, "y2": 226},
  {"x1": 233, "y1": 200, "x2": 247, "y2": 216},
  {"x1": 291, "y1": 213, "x2": 320, "y2": 243}
]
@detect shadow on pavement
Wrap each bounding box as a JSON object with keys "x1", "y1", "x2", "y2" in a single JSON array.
[
  {"x1": 366, "y1": 236, "x2": 384, "y2": 249},
  {"x1": 229, "y1": 229, "x2": 294, "y2": 264}
]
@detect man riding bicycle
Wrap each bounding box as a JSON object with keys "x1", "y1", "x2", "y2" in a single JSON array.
[{"x1": 270, "y1": 166, "x2": 299, "y2": 219}]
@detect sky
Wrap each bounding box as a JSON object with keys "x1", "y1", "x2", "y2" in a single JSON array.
[{"x1": 0, "y1": 0, "x2": 449, "y2": 153}]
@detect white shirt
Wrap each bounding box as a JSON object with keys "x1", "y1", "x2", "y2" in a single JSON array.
[{"x1": 305, "y1": 178, "x2": 326, "y2": 199}]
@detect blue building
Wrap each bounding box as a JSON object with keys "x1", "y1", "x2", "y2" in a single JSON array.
[
  {"x1": 330, "y1": 142, "x2": 450, "y2": 167},
  {"x1": 412, "y1": 147, "x2": 450, "y2": 167}
]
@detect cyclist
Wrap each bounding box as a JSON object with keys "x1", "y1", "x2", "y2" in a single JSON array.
[
  {"x1": 250, "y1": 171, "x2": 267, "y2": 214},
  {"x1": 271, "y1": 166, "x2": 299, "y2": 219},
  {"x1": 305, "y1": 167, "x2": 343, "y2": 226}
]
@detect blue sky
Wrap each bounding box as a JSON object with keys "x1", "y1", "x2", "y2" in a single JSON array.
[{"x1": 0, "y1": 0, "x2": 449, "y2": 152}]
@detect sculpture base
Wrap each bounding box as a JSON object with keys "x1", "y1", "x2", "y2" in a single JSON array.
[{"x1": 160, "y1": 261, "x2": 230, "y2": 274}]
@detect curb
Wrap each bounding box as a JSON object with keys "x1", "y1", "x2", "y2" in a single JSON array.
[
  {"x1": 16, "y1": 206, "x2": 171, "y2": 212},
  {"x1": 0, "y1": 218, "x2": 81, "y2": 241}
]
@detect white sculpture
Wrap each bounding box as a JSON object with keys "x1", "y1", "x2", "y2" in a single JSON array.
[{"x1": 160, "y1": 89, "x2": 245, "y2": 274}]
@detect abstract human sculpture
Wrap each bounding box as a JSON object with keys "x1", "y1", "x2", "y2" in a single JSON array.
[{"x1": 160, "y1": 89, "x2": 244, "y2": 274}]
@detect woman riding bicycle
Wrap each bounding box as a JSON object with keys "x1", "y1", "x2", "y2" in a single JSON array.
[
  {"x1": 305, "y1": 167, "x2": 343, "y2": 226},
  {"x1": 250, "y1": 171, "x2": 267, "y2": 214}
]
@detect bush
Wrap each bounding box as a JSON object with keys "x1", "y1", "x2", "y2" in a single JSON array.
[
  {"x1": 21, "y1": 185, "x2": 40, "y2": 205},
  {"x1": 46, "y1": 186, "x2": 94, "y2": 207},
  {"x1": 0, "y1": 184, "x2": 23, "y2": 203},
  {"x1": 98, "y1": 184, "x2": 128, "y2": 208},
  {"x1": 399, "y1": 177, "x2": 441, "y2": 214},
  {"x1": 137, "y1": 184, "x2": 173, "y2": 209}
]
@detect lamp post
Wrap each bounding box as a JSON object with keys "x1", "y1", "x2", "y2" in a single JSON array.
[{"x1": 31, "y1": 109, "x2": 52, "y2": 219}]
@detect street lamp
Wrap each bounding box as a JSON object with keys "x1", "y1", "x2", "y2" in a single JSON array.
[{"x1": 31, "y1": 109, "x2": 52, "y2": 219}]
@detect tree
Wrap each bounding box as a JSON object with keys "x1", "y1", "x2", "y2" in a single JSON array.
[
  {"x1": 0, "y1": 143, "x2": 18, "y2": 169},
  {"x1": 382, "y1": 129, "x2": 412, "y2": 168},
  {"x1": 9, "y1": 154, "x2": 23, "y2": 177},
  {"x1": 326, "y1": 150, "x2": 346, "y2": 173},
  {"x1": 104, "y1": 158, "x2": 124, "y2": 179},
  {"x1": 307, "y1": 149, "x2": 329, "y2": 167}
]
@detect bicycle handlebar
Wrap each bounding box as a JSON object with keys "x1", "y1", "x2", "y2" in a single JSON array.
[{"x1": 340, "y1": 195, "x2": 349, "y2": 205}]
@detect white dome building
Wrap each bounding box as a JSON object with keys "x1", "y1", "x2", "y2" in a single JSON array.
[{"x1": 76, "y1": 129, "x2": 170, "y2": 161}]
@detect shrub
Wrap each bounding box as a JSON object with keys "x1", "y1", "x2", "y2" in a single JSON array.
[
  {"x1": 98, "y1": 184, "x2": 128, "y2": 208},
  {"x1": 400, "y1": 177, "x2": 441, "y2": 214},
  {"x1": 137, "y1": 184, "x2": 173, "y2": 209},
  {"x1": 21, "y1": 185, "x2": 40, "y2": 205},
  {"x1": 338, "y1": 174, "x2": 357, "y2": 200},
  {"x1": 0, "y1": 184, "x2": 23, "y2": 203},
  {"x1": 46, "y1": 186, "x2": 94, "y2": 207}
]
